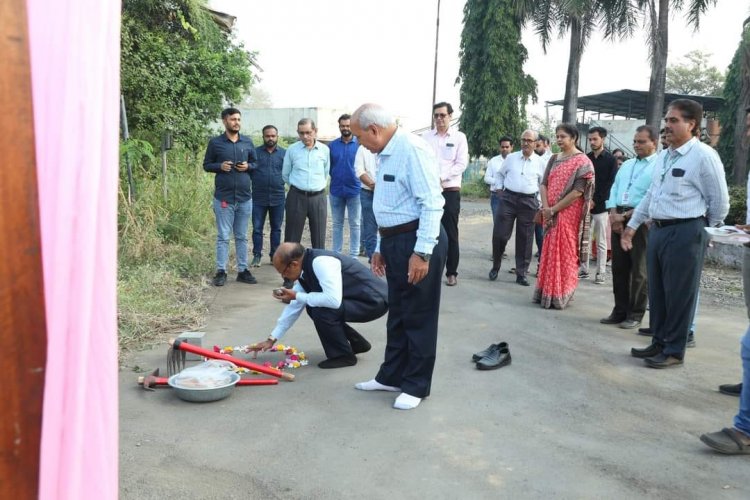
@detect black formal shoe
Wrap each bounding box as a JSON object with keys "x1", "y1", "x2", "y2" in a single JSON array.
[
  {"x1": 631, "y1": 343, "x2": 663, "y2": 359},
  {"x1": 686, "y1": 332, "x2": 696, "y2": 348},
  {"x1": 318, "y1": 354, "x2": 357, "y2": 369},
  {"x1": 600, "y1": 314, "x2": 626, "y2": 325},
  {"x1": 637, "y1": 327, "x2": 653, "y2": 336},
  {"x1": 488, "y1": 268, "x2": 499, "y2": 281},
  {"x1": 346, "y1": 329, "x2": 371, "y2": 354},
  {"x1": 476, "y1": 345, "x2": 511, "y2": 370},
  {"x1": 516, "y1": 276, "x2": 530, "y2": 286},
  {"x1": 472, "y1": 342, "x2": 508, "y2": 362},
  {"x1": 719, "y1": 383, "x2": 742, "y2": 396},
  {"x1": 236, "y1": 269, "x2": 258, "y2": 284},
  {"x1": 644, "y1": 353, "x2": 684, "y2": 369},
  {"x1": 212, "y1": 270, "x2": 227, "y2": 287}
]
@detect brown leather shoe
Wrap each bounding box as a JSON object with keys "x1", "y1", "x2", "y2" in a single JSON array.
[
  {"x1": 644, "y1": 353, "x2": 684, "y2": 369},
  {"x1": 446, "y1": 275, "x2": 457, "y2": 286}
]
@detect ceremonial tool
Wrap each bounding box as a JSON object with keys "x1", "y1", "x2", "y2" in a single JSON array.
[
  {"x1": 167, "y1": 338, "x2": 295, "y2": 381},
  {"x1": 137, "y1": 368, "x2": 278, "y2": 390}
]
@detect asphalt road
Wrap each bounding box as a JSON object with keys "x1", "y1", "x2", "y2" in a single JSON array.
[{"x1": 120, "y1": 201, "x2": 750, "y2": 499}]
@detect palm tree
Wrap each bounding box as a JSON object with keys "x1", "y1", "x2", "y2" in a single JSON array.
[
  {"x1": 640, "y1": 0, "x2": 718, "y2": 127},
  {"x1": 517, "y1": 0, "x2": 638, "y2": 123}
]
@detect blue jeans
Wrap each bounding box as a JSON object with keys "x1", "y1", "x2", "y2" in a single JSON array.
[
  {"x1": 734, "y1": 328, "x2": 750, "y2": 435},
  {"x1": 213, "y1": 198, "x2": 251, "y2": 272},
  {"x1": 252, "y1": 203, "x2": 284, "y2": 258},
  {"x1": 330, "y1": 194, "x2": 361, "y2": 257},
  {"x1": 360, "y1": 190, "x2": 377, "y2": 259}
]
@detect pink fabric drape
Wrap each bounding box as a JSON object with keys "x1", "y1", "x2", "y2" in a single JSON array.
[{"x1": 27, "y1": 1, "x2": 121, "y2": 498}]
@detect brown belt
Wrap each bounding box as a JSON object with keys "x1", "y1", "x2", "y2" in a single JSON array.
[
  {"x1": 378, "y1": 219, "x2": 419, "y2": 238},
  {"x1": 442, "y1": 187, "x2": 460, "y2": 193}
]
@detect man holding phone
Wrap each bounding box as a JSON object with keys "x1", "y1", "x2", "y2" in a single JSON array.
[{"x1": 203, "y1": 107, "x2": 258, "y2": 286}]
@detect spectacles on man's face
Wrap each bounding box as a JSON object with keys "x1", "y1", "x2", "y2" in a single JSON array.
[
  {"x1": 520, "y1": 138, "x2": 535, "y2": 143},
  {"x1": 297, "y1": 130, "x2": 314, "y2": 136},
  {"x1": 433, "y1": 113, "x2": 448, "y2": 118}
]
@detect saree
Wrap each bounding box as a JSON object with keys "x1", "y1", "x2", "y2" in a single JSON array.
[{"x1": 533, "y1": 153, "x2": 594, "y2": 309}]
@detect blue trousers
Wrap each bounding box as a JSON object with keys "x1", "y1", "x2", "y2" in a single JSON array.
[
  {"x1": 213, "y1": 198, "x2": 251, "y2": 272},
  {"x1": 252, "y1": 203, "x2": 284, "y2": 258}
]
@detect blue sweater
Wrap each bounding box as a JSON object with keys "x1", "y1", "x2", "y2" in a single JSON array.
[{"x1": 328, "y1": 137, "x2": 361, "y2": 197}]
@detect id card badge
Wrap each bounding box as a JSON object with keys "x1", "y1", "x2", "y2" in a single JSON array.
[{"x1": 621, "y1": 191, "x2": 630, "y2": 206}]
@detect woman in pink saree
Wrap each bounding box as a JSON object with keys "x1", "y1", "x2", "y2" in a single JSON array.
[{"x1": 533, "y1": 124, "x2": 594, "y2": 310}]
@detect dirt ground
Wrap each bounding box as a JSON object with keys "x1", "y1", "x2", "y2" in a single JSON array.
[{"x1": 119, "y1": 200, "x2": 750, "y2": 499}]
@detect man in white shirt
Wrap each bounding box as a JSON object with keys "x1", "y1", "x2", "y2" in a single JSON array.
[
  {"x1": 484, "y1": 136, "x2": 514, "y2": 219},
  {"x1": 421, "y1": 102, "x2": 469, "y2": 286},
  {"x1": 489, "y1": 130, "x2": 546, "y2": 286},
  {"x1": 354, "y1": 146, "x2": 378, "y2": 262},
  {"x1": 250, "y1": 242, "x2": 388, "y2": 369}
]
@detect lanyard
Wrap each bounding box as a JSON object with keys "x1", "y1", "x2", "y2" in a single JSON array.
[{"x1": 626, "y1": 158, "x2": 649, "y2": 190}]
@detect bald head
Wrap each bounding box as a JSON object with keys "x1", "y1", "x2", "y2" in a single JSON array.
[{"x1": 272, "y1": 242, "x2": 305, "y2": 282}]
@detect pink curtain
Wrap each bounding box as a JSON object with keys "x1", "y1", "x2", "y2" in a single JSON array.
[{"x1": 26, "y1": 0, "x2": 121, "y2": 498}]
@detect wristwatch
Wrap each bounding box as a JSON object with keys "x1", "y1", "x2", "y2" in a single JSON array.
[
  {"x1": 414, "y1": 251, "x2": 431, "y2": 262},
  {"x1": 267, "y1": 336, "x2": 276, "y2": 344}
]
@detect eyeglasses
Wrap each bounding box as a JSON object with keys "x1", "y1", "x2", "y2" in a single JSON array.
[
  {"x1": 433, "y1": 113, "x2": 448, "y2": 118},
  {"x1": 520, "y1": 138, "x2": 535, "y2": 143},
  {"x1": 297, "y1": 130, "x2": 314, "y2": 136}
]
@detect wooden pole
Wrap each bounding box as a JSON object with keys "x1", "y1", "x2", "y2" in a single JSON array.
[{"x1": 0, "y1": 0, "x2": 48, "y2": 498}]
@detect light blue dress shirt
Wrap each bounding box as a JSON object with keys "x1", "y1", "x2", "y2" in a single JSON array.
[
  {"x1": 282, "y1": 140, "x2": 330, "y2": 192},
  {"x1": 606, "y1": 153, "x2": 657, "y2": 210},
  {"x1": 373, "y1": 129, "x2": 444, "y2": 254},
  {"x1": 629, "y1": 138, "x2": 729, "y2": 229}
]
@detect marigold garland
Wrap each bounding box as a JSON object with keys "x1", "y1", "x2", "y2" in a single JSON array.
[{"x1": 210, "y1": 344, "x2": 308, "y2": 372}]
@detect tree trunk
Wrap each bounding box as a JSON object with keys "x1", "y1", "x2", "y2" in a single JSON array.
[
  {"x1": 733, "y1": 29, "x2": 750, "y2": 185},
  {"x1": 562, "y1": 18, "x2": 584, "y2": 123},
  {"x1": 645, "y1": 0, "x2": 669, "y2": 127}
]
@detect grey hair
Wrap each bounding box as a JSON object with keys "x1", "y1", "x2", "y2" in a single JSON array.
[
  {"x1": 352, "y1": 104, "x2": 395, "y2": 128},
  {"x1": 298, "y1": 117, "x2": 316, "y2": 129},
  {"x1": 522, "y1": 129, "x2": 539, "y2": 140}
]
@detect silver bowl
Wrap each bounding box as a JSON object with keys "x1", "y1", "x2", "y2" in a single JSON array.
[{"x1": 167, "y1": 372, "x2": 240, "y2": 403}]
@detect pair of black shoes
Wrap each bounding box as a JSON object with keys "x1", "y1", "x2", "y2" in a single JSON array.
[
  {"x1": 212, "y1": 269, "x2": 258, "y2": 286},
  {"x1": 473, "y1": 342, "x2": 511, "y2": 370}
]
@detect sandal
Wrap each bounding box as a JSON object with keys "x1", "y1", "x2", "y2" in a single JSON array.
[{"x1": 700, "y1": 427, "x2": 750, "y2": 455}]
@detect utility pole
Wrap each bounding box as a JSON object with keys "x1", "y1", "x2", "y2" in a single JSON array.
[{"x1": 431, "y1": 0, "x2": 441, "y2": 129}]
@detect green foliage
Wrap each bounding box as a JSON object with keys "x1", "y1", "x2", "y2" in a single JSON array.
[
  {"x1": 121, "y1": 0, "x2": 254, "y2": 150},
  {"x1": 118, "y1": 146, "x2": 215, "y2": 350},
  {"x1": 457, "y1": 0, "x2": 537, "y2": 158},
  {"x1": 666, "y1": 50, "x2": 725, "y2": 96},
  {"x1": 725, "y1": 184, "x2": 747, "y2": 225},
  {"x1": 717, "y1": 26, "x2": 750, "y2": 182}
]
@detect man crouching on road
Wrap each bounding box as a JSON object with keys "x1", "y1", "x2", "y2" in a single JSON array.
[{"x1": 250, "y1": 242, "x2": 388, "y2": 369}]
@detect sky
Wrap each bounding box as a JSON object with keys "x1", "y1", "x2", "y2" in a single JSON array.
[{"x1": 209, "y1": 0, "x2": 746, "y2": 131}]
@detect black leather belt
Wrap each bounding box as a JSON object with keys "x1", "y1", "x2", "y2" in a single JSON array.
[
  {"x1": 652, "y1": 217, "x2": 704, "y2": 228},
  {"x1": 290, "y1": 185, "x2": 324, "y2": 196},
  {"x1": 378, "y1": 219, "x2": 419, "y2": 238},
  {"x1": 615, "y1": 206, "x2": 634, "y2": 214},
  {"x1": 504, "y1": 189, "x2": 538, "y2": 198}
]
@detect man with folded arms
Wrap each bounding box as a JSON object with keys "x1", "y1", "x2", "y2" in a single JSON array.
[
  {"x1": 251, "y1": 242, "x2": 388, "y2": 369},
  {"x1": 600, "y1": 125, "x2": 658, "y2": 330},
  {"x1": 283, "y1": 118, "x2": 330, "y2": 249},
  {"x1": 488, "y1": 130, "x2": 545, "y2": 286},
  {"x1": 622, "y1": 99, "x2": 729, "y2": 368},
  {"x1": 350, "y1": 103, "x2": 447, "y2": 410}
]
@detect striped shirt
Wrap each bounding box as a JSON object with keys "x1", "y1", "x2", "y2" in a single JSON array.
[
  {"x1": 628, "y1": 138, "x2": 729, "y2": 229},
  {"x1": 373, "y1": 129, "x2": 444, "y2": 254},
  {"x1": 606, "y1": 152, "x2": 657, "y2": 210},
  {"x1": 282, "y1": 140, "x2": 330, "y2": 192}
]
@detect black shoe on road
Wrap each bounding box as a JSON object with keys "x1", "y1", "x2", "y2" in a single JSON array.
[
  {"x1": 212, "y1": 270, "x2": 227, "y2": 287},
  {"x1": 236, "y1": 269, "x2": 257, "y2": 284},
  {"x1": 719, "y1": 383, "x2": 743, "y2": 397}
]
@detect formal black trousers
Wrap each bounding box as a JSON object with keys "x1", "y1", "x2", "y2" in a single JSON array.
[
  {"x1": 284, "y1": 188, "x2": 327, "y2": 249},
  {"x1": 491, "y1": 191, "x2": 538, "y2": 277},
  {"x1": 610, "y1": 225, "x2": 649, "y2": 321},
  {"x1": 375, "y1": 226, "x2": 447, "y2": 398},
  {"x1": 647, "y1": 218, "x2": 707, "y2": 358},
  {"x1": 306, "y1": 291, "x2": 388, "y2": 360},
  {"x1": 441, "y1": 191, "x2": 460, "y2": 277}
]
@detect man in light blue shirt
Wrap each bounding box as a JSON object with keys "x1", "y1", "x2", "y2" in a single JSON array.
[
  {"x1": 349, "y1": 103, "x2": 446, "y2": 411},
  {"x1": 282, "y1": 118, "x2": 330, "y2": 249},
  {"x1": 623, "y1": 100, "x2": 729, "y2": 368},
  {"x1": 600, "y1": 125, "x2": 658, "y2": 330}
]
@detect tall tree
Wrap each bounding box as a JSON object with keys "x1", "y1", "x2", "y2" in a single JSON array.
[
  {"x1": 666, "y1": 50, "x2": 725, "y2": 96},
  {"x1": 517, "y1": 0, "x2": 638, "y2": 123},
  {"x1": 121, "y1": 0, "x2": 255, "y2": 148},
  {"x1": 641, "y1": 0, "x2": 718, "y2": 127},
  {"x1": 457, "y1": 0, "x2": 537, "y2": 157},
  {"x1": 717, "y1": 18, "x2": 750, "y2": 185}
]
